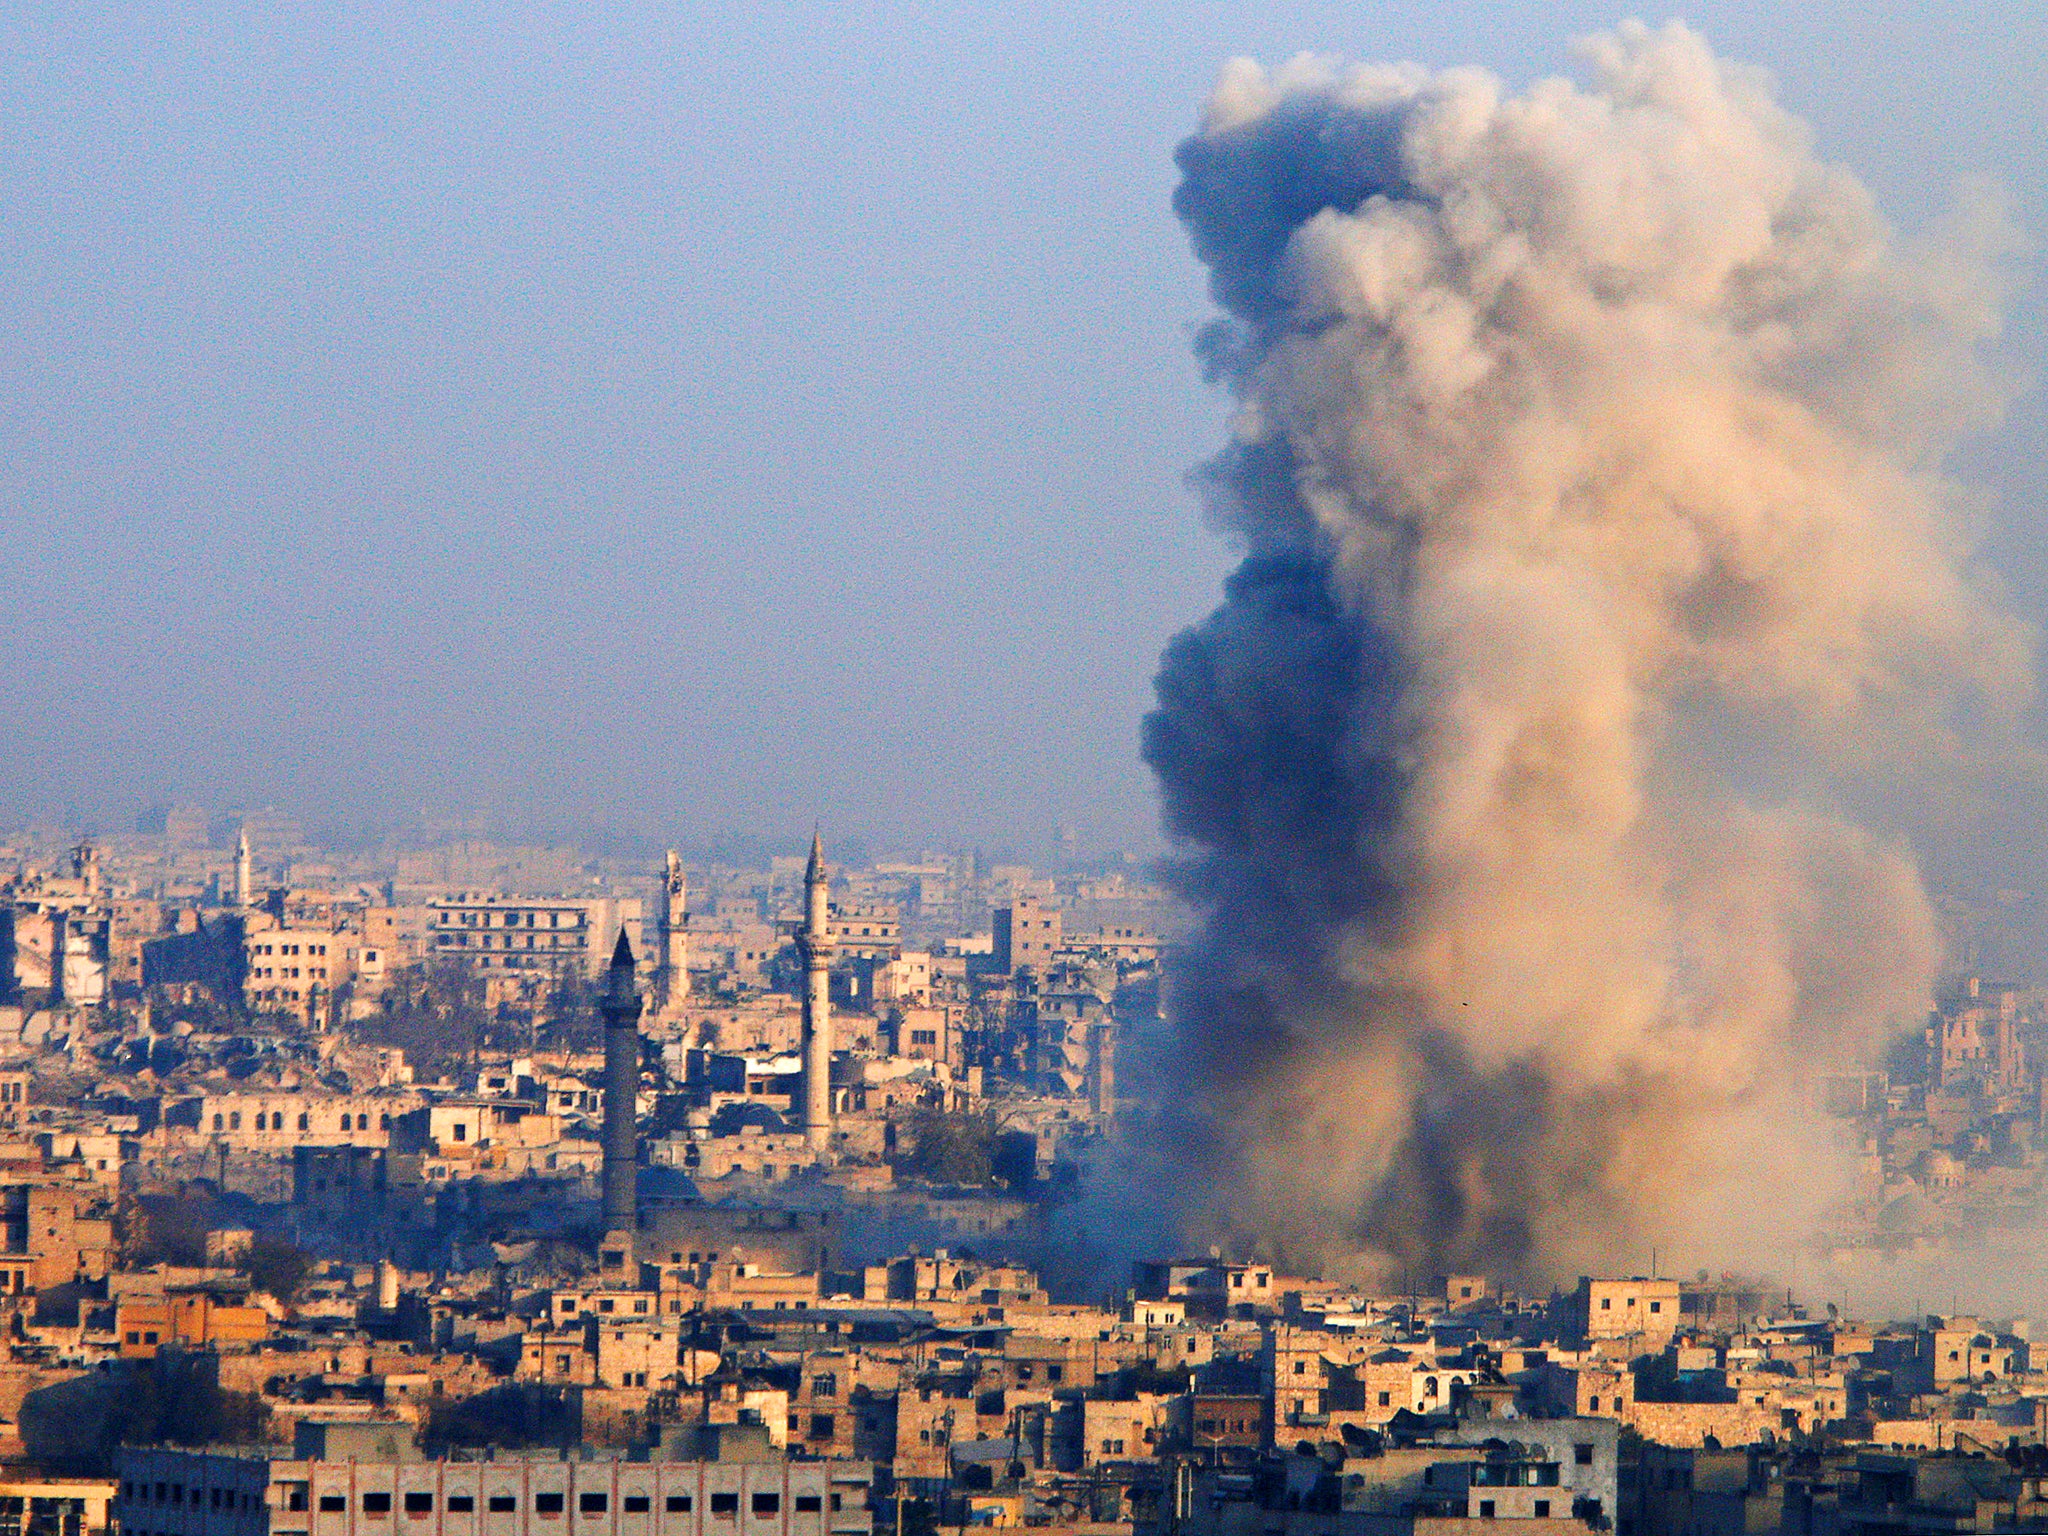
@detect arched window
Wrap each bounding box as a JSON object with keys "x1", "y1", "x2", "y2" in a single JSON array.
[
  {"x1": 229, "y1": 1112, "x2": 241, "y2": 1130},
  {"x1": 341, "y1": 1114, "x2": 352, "y2": 1132},
  {"x1": 213, "y1": 1114, "x2": 224, "y2": 1131}
]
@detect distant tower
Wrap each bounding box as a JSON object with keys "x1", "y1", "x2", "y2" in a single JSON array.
[
  {"x1": 70, "y1": 840, "x2": 102, "y2": 899},
  {"x1": 798, "y1": 830, "x2": 835, "y2": 1151},
  {"x1": 233, "y1": 829, "x2": 253, "y2": 908},
  {"x1": 598, "y1": 930, "x2": 644, "y2": 1233},
  {"x1": 657, "y1": 850, "x2": 689, "y2": 1005}
]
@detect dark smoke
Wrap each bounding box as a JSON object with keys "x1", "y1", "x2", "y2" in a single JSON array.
[{"x1": 1142, "y1": 23, "x2": 2025, "y2": 1284}]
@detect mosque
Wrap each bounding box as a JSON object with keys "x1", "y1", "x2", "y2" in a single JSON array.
[{"x1": 593, "y1": 833, "x2": 840, "y2": 1276}]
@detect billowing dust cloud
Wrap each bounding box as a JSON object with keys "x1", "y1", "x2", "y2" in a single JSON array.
[{"x1": 1143, "y1": 21, "x2": 2025, "y2": 1285}]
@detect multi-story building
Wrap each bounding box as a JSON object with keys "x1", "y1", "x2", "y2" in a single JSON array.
[
  {"x1": 0, "y1": 1071, "x2": 31, "y2": 1130},
  {"x1": 827, "y1": 905, "x2": 900, "y2": 961},
  {"x1": 113, "y1": 1443, "x2": 872, "y2": 1536},
  {"x1": 426, "y1": 895, "x2": 641, "y2": 980},
  {"x1": 115, "y1": 1284, "x2": 271, "y2": 1358},
  {"x1": 0, "y1": 1178, "x2": 116, "y2": 1293},
  {"x1": 1569, "y1": 1276, "x2": 1682, "y2": 1349},
  {"x1": 991, "y1": 898, "x2": 1060, "y2": 974},
  {"x1": 175, "y1": 1092, "x2": 421, "y2": 1151},
  {"x1": 0, "y1": 1476, "x2": 115, "y2": 1536},
  {"x1": 242, "y1": 922, "x2": 356, "y2": 1014}
]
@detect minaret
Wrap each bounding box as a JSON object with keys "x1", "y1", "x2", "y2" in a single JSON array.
[
  {"x1": 657, "y1": 850, "x2": 689, "y2": 1005},
  {"x1": 598, "y1": 930, "x2": 644, "y2": 1233},
  {"x1": 798, "y1": 830, "x2": 834, "y2": 1150},
  {"x1": 233, "y1": 830, "x2": 253, "y2": 908}
]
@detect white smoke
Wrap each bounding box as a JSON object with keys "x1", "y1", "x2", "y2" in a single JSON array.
[{"x1": 1143, "y1": 21, "x2": 2027, "y2": 1284}]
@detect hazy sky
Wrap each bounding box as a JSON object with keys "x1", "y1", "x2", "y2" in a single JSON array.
[{"x1": 2, "y1": 2, "x2": 2042, "y2": 855}]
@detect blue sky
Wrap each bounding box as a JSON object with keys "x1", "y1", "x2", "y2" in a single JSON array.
[{"x1": 1, "y1": 1, "x2": 2041, "y2": 854}]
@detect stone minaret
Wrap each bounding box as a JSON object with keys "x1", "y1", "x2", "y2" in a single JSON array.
[
  {"x1": 798, "y1": 830, "x2": 834, "y2": 1150},
  {"x1": 598, "y1": 929, "x2": 644, "y2": 1233},
  {"x1": 233, "y1": 829, "x2": 253, "y2": 908},
  {"x1": 657, "y1": 849, "x2": 689, "y2": 1005}
]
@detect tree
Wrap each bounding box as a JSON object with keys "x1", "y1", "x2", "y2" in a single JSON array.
[
  {"x1": 539, "y1": 967, "x2": 601, "y2": 1052},
  {"x1": 240, "y1": 1235, "x2": 311, "y2": 1301},
  {"x1": 20, "y1": 1353, "x2": 267, "y2": 1474},
  {"x1": 900, "y1": 1107, "x2": 998, "y2": 1186},
  {"x1": 421, "y1": 1384, "x2": 577, "y2": 1453},
  {"x1": 124, "y1": 1190, "x2": 214, "y2": 1267},
  {"x1": 351, "y1": 959, "x2": 496, "y2": 1077}
]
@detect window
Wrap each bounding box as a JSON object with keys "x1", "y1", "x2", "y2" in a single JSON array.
[
  {"x1": 536, "y1": 1494, "x2": 565, "y2": 1517},
  {"x1": 1600, "y1": 1298, "x2": 1611, "y2": 1310},
  {"x1": 454, "y1": 1123, "x2": 468, "y2": 1142},
  {"x1": 320, "y1": 1497, "x2": 347, "y2": 1513},
  {"x1": 448, "y1": 1496, "x2": 475, "y2": 1513},
  {"x1": 812, "y1": 1373, "x2": 837, "y2": 1398},
  {"x1": 1292, "y1": 1361, "x2": 1306, "y2": 1375},
  {"x1": 1047, "y1": 1365, "x2": 1063, "y2": 1383},
  {"x1": 489, "y1": 1498, "x2": 518, "y2": 1513},
  {"x1": 364, "y1": 1494, "x2": 392, "y2": 1516},
  {"x1": 751, "y1": 1495, "x2": 779, "y2": 1516},
  {"x1": 810, "y1": 1414, "x2": 835, "y2": 1440},
  {"x1": 710, "y1": 1494, "x2": 739, "y2": 1517},
  {"x1": 579, "y1": 1494, "x2": 608, "y2": 1514},
  {"x1": 1478, "y1": 1501, "x2": 1495, "y2": 1519},
  {"x1": 1573, "y1": 1444, "x2": 1594, "y2": 1466},
  {"x1": 1650, "y1": 1301, "x2": 1661, "y2": 1313},
  {"x1": 1379, "y1": 1391, "x2": 1392, "y2": 1407},
  {"x1": 665, "y1": 1497, "x2": 692, "y2": 1514},
  {"x1": 1534, "y1": 1502, "x2": 1550, "y2": 1518},
  {"x1": 794, "y1": 1498, "x2": 822, "y2": 1514},
  {"x1": 1589, "y1": 1396, "x2": 1601, "y2": 1412},
  {"x1": 299, "y1": 1113, "x2": 309, "y2": 1131},
  {"x1": 405, "y1": 1495, "x2": 434, "y2": 1515},
  {"x1": 623, "y1": 1497, "x2": 650, "y2": 1514}
]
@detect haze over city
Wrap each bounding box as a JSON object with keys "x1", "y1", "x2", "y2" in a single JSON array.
[{"x1": 2, "y1": 1, "x2": 2043, "y2": 857}]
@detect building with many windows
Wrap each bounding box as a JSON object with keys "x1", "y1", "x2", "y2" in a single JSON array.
[
  {"x1": 113, "y1": 1443, "x2": 871, "y2": 1536},
  {"x1": 427, "y1": 895, "x2": 642, "y2": 979}
]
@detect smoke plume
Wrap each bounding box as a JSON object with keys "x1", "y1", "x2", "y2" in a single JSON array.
[{"x1": 1144, "y1": 21, "x2": 2025, "y2": 1284}]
